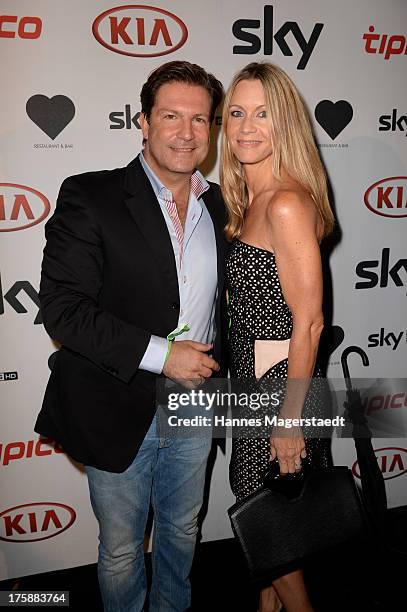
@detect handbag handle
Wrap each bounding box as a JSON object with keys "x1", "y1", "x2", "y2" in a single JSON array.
[
  {"x1": 265, "y1": 456, "x2": 310, "y2": 478},
  {"x1": 262, "y1": 458, "x2": 308, "y2": 496}
]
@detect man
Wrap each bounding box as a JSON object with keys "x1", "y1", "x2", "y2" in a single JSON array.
[{"x1": 35, "y1": 61, "x2": 226, "y2": 611}]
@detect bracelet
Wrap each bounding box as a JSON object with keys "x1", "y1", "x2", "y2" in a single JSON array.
[
  {"x1": 164, "y1": 323, "x2": 190, "y2": 366},
  {"x1": 164, "y1": 339, "x2": 173, "y2": 365}
]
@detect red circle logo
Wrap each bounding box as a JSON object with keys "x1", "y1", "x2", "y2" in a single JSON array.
[
  {"x1": 364, "y1": 177, "x2": 407, "y2": 218},
  {"x1": 92, "y1": 5, "x2": 188, "y2": 58},
  {"x1": 0, "y1": 183, "x2": 50, "y2": 232},
  {"x1": 0, "y1": 502, "x2": 76, "y2": 543}
]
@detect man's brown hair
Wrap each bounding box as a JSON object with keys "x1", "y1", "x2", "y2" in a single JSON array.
[{"x1": 140, "y1": 60, "x2": 223, "y2": 123}]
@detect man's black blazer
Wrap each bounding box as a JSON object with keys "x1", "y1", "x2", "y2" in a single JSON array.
[{"x1": 34, "y1": 156, "x2": 228, "y2": 472}]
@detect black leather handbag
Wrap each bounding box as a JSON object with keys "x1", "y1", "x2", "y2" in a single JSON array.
[{"x1": 228, "y1": 465, "x2": 368, "y2": 583}]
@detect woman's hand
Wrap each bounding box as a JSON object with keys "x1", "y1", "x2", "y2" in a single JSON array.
[{"x1": 269, "y1": 425, "x2": 307, "y2": 474}]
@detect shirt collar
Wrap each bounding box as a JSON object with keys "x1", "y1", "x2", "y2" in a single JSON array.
[{"x1": 139, "y1": 151, "x2": 209, "y2": 202}]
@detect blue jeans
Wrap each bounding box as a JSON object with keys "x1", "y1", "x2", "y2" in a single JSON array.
[{"x1": 85, "y1": 411, "x2": 212, "y2": 612}]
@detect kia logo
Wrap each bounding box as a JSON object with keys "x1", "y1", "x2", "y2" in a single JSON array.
[
  {"x1": 352, "y1": 447, "x2": 407, "y2": 481},
  {"x1": 364, "y1": 177, "x2": 407, "y2": 218},
  {"x1": 92, "y1": 5, "x2": 188, "y2": 58},
  {"x1": 0, "y1": 183, "x2": 50, "y2": 232},
  {"x1": 0, "y1": 503, "x2": 76, "y2": 543}
]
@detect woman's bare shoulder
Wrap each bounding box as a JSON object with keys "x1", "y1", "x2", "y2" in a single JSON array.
[{"x1": 266, "y1": 186, "x2": 317, "y2": 225}]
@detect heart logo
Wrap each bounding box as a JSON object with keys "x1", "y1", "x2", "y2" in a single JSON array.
[
  {"x1": 315, "y1": 100, "x2": 353, "y2": 140},
  {"x1": 26, "y1": 95, "x2": 75, "y2": 140}
]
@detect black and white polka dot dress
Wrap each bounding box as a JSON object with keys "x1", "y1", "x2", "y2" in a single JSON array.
[{"x1": 226, "y1": 239, "x2": 332, "y2": 502}]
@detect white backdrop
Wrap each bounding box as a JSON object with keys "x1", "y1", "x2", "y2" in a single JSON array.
[{"x1": 1, "y1": 0, "x2": 406, "y2": 580}]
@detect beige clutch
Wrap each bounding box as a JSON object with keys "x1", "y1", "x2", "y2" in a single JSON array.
[{"x1": 254, "y1": 339, "x2": 290, "y2": 379}]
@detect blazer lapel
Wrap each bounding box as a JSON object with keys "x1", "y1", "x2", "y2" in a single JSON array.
[
  {"x1": 201, "y1": 187, "x2": 226, "y2": 292},
  {"x1": 123, "y1": 156, "x2": 179, "y2": 300},
  {"x1": 123, "y1": 157, "x2": 226, "y2": 302}
]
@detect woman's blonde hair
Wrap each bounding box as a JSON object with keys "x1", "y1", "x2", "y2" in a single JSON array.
[{"x1": 220, "y1": 62, "x2": 334, "y2": 240}]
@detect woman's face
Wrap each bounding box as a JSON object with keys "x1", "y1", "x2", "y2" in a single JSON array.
[{"x1": 226, "y1": 79, "x2": 273, "y2": 165}]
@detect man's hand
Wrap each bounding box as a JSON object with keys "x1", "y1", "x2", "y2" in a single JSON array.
[{"x1": 163, "y1": 340, "x2": 220, "y2": 388}]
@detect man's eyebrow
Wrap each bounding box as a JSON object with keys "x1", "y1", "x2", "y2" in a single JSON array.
[{"x1": 156, "y1": 108, "x2": 210, "y2": 118}]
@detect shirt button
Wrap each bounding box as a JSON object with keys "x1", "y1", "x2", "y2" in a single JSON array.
[
  {"x1": 183, "y1": 275, "x2": 187, "y2": 284},
  {"x1": 180, "y1": 309, "x2": 184, "y2": 317}
]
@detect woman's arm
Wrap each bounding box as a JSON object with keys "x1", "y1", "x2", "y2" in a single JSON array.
[{"x1": 267, "y1": 189, "x2": 324, "y2": 471}]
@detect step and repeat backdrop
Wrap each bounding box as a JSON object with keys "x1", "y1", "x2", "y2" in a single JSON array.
[{"x1": 1, "y1": 0, "x2": 406, "y2": 580}]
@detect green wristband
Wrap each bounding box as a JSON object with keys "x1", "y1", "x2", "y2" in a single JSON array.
[
  {"x1": 164, "y1": 339, "x2": 173, "y2": 365},
  {"x1": 164, "y1": 323, "x2": 190, "y2": 366}
]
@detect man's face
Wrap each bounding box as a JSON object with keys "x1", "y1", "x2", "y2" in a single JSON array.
[{"x1": 140, "y1": 82, "x2": 211, "y2": 181}]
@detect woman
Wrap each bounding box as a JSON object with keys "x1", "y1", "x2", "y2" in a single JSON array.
[{"x1": 221, "y1": 63, "x2": 335, "y2": 612}]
